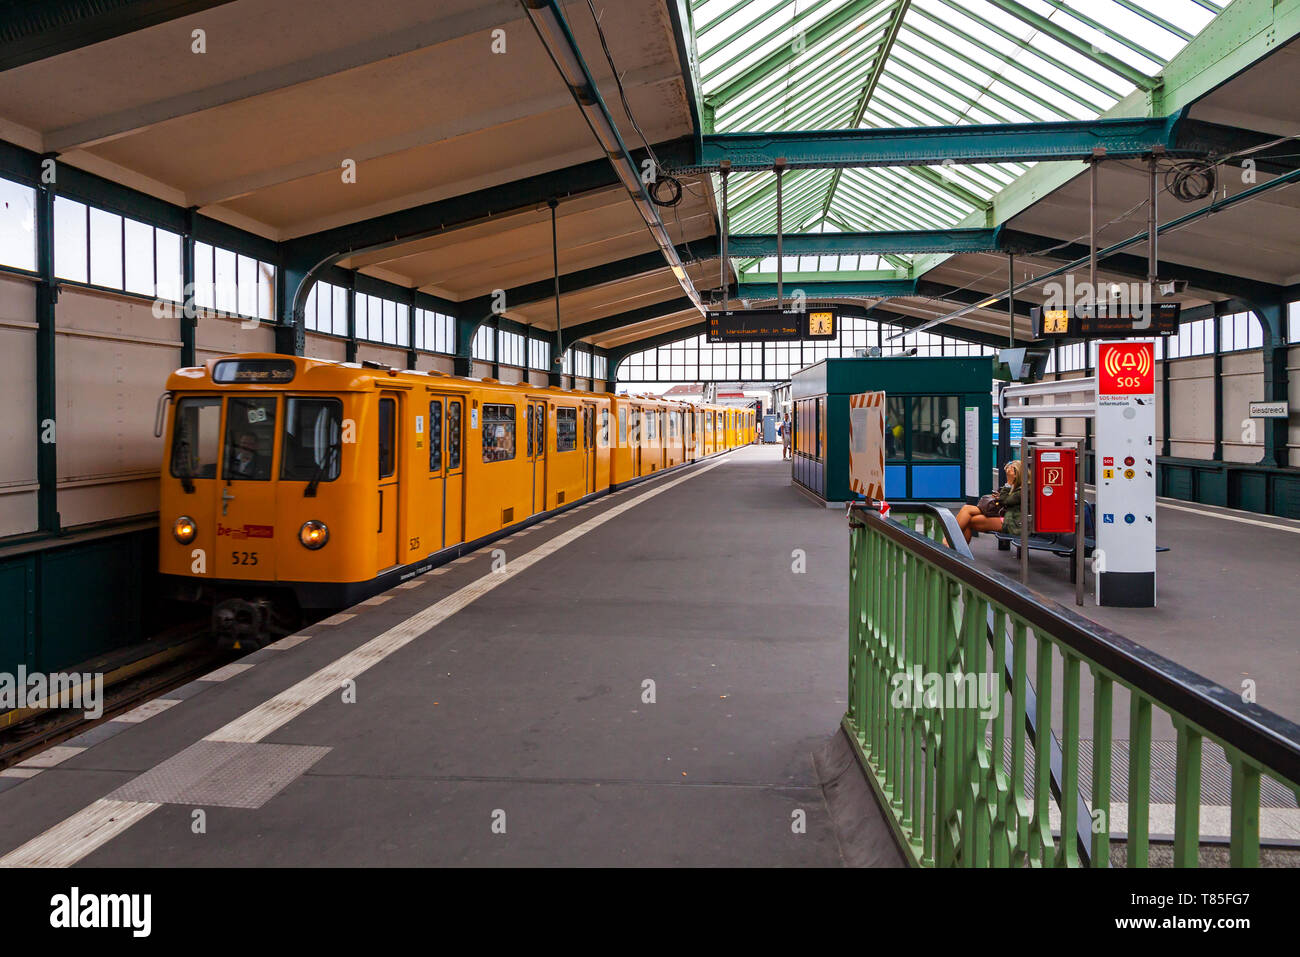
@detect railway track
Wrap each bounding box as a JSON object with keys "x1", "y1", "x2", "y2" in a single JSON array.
[{"x1": 0, "y1": 627, "x2": 237, "y2": 769}]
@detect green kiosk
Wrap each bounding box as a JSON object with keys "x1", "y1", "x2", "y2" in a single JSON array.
[{"x1": 790, "y1": 356, "x2": 994, "y2": 503}]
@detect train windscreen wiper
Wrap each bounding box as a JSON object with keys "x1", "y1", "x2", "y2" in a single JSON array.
[{"x1": 304, "y1": 443, "x2": 340, "y2": 498}]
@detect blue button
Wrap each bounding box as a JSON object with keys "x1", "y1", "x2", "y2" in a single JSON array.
[{"x1": 1124, "y1": 513, "x2": 1135, "y2": 524}]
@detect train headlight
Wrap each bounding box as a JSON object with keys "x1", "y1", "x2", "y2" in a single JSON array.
[
  {"x1": 299, "y1": 520, "x2": 329, "y2": 550},
  {"x1": 173, "y1": 516, "x2": 197, "y2": 544}
]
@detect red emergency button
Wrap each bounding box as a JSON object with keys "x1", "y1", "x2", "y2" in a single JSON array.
[{"x1": 1124, "y1": 456, "x2": 1135, "y2": 466}]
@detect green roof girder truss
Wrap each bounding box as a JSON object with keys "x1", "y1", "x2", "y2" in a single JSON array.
[{"x1": 681, "y1": 114, "x2": 1185, "y2": 171}]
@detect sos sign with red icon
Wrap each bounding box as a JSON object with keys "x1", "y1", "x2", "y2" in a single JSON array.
[
  {"x1": 1094, "y1": 339, "x2": 1157, "y2": 607},
  {"x1": 1098, "y1": 341, "x2": 1154, "y2": 395}
]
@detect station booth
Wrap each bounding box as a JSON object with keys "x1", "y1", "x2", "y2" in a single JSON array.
[{"x1": 790, "y1": 357, "x2": 994, "y2": 503}]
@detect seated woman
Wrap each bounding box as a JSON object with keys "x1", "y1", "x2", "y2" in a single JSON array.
[{"x1": 955, "y1": 460, "x2": 1023, "y2": 543}]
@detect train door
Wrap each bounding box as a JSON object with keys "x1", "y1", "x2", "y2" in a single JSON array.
[
  {"x1": 214, "y1": 393, "x2": 279, "y2": 580},
  {"x1": 582, "y1": 403, "x2": 597, "y2": 495},
  {"x1": 630, "y1": 408, "x2": 641, "y2": 475},
  {"x1": 428, "y1": 393, "x2": 465, "y2": 550},
  {"x1": 377, "y1": 393, "x2": 400, "y2": 569},
  {"x1": 657, "y1": 409, "x2": 667, "y2": 470},
  {"x1": 527, "y1": 398, "x2": 547, "y2": 513}
]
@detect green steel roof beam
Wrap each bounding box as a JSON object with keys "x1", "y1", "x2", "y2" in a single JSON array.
[
  {"x1": 725, "y1": 227, "x2": 999, "y2": 257},
  {"x1": 825, "y1": 214, "x2": 914, "y2": 270},
  {"x1": 737, "y1": 279, "x2": 917, "y2": 299},
  {"x1": 864, "y1": 83, "x2": 1029, "y2": 190},
  {"x1": 706, "y1": 0, "x2": 891, "y2": 108},
  {"x1": 739, "y1": 269, "x2": 910, "y2": 283},
  {"x1": 940, "y1": 0, "x2": 1141, "y2": 99},
  {"x1": 686, "y1": 114, "x2": 1182, "y2": 170}
]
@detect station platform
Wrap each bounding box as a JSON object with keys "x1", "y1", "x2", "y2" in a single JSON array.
[{"x1": 0, "y1": 446, "x2": 898, "y2": 867}]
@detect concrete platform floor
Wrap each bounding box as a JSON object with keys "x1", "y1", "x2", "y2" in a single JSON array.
[
  {"x1": 966, "y1": 496, "x2": 1300, "y2": 727},
  {"x1": 0, "y1": 445, "x2": 892, "y2": 867}
]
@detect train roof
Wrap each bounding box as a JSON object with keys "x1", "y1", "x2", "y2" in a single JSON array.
[{"x1": 164, "y1": 354, "x2": 745, "y2": 414}]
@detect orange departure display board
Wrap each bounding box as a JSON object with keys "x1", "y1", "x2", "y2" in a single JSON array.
[
  {"x1": 707, "y1": 309, "x2": 837, "y2": 343},
  {"x1": 1031, "y1": 302, "x2": 1180, "y2": 339}
]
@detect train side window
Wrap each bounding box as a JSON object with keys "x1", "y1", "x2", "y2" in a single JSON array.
[
  {"x1": 482, "y1": 403, "x2": 516, "y2": 462},
  {"x1": 600, "y1": 409, "x2": 610, "y2": 447},
  {"x1": 224, "y1": 396, "x2": 277, "y2": 481},
  {"x1": 618, "y1": 407, "x2": 627, "y2": 444},
  {"x1": 170, "y1": 397, "x2": 221, "y2": 479},
  {"x1": 378, "y1": 397, "x2": 396, "y2": 479},
  {"x1": 281, "y1": 397, "x2": 342, "y2": 482},
  {"x1": 535, "y1": 404, "x2": 545, "y2": 453},
  {"x1": 556, "y1": 407, "x2": 577, "y2": 452},
  {"x1": 526, "y1": 403, "x2": 534, "y2": 457},
  {"x1": 447, "y1": 401, "x2": 462, "y2": 470},
  {"x1": 429, "y1": 399, "x2": 443, "y2": 472}
]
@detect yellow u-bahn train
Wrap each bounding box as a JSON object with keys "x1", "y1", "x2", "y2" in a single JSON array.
[{"x1": 159, "y1": 353, "x2": 754, "y2": 645}]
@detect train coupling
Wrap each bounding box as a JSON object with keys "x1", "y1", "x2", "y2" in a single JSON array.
[{"x1": 212, "y1": 597, "x2": 276, "y2": 650}]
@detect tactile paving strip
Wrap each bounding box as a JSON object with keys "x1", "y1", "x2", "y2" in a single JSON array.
[{"x1": 107, "y1": 740, "x2": 330, "y2": 808}]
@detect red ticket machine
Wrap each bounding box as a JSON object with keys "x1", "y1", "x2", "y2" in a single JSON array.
[{"x1": 1033, "y1": 447, "x2": 1076, "y2": 534}]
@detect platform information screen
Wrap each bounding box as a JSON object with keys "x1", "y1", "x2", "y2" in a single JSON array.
[
  {"x1": 1031, "y1": 302, "x2": 1180, "y2": 339},
  {"x1": 707, "y1": 309, "x2": 837, "y2": 343}
]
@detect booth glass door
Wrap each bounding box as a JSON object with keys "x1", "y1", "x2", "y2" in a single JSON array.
[{"x1": 885, "y1": 395, "x2": 963, "y2": 500}]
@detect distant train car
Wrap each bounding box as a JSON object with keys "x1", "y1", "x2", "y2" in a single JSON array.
[{"x1": 159, "y1": 354, "x2": 744, "y2": 646}]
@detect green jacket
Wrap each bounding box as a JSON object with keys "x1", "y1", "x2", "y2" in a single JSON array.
[{"x1": 998, "y1": 483, "x2": 1023, "y2": 536}]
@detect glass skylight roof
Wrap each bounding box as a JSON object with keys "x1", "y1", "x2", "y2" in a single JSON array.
[{"x1": 690, "y1": 0, "x2": 1230, "y2": 273}]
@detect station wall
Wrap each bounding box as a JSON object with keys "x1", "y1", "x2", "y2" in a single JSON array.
[{"x1": 0, "y1": 274, "x2": 37, "y2": 539}]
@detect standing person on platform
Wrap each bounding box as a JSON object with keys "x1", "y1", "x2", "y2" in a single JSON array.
[{"x1": 781, "y1": 413, "x2": 792, "y2": 460}]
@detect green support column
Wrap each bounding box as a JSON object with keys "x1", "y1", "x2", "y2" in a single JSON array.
[
  {"x1": 453, "y1": 316, "x2": 477, "y2": 377},
  {"x1": 275, "y1": 261, "x2": 310, "y2": 356},
  {"x1": 490, "y1": 317, "x2": 500, "y2": 380},
  {"x1": 1211, "y1": 313, "x2": 1223, "y2": 461},
  {"x1": 180, "y1": 206, "x2": 197, "y2": 368},
  {"x1": 406, "y1": 287, "x2": 418, "y2": 370},
  {"x1": 344, "y1": 272, "x2": 357, "y2": 364},
  {"x1": 1251, "y1": 303, "x2": 1289, "y2": 468},
  {"x1": 1161, "y1": 345, "x2": 1172, "y2": 460},
  {"x1": 35, "y1": 159, "x2": 59, "y2": 534}
]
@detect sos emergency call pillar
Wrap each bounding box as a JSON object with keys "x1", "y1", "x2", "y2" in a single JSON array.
[{"x1": 1094, "y1": 340, "x2": 1156, "y2": 607}]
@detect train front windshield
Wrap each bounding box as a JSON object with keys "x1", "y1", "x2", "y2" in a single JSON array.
[{"x1": 170, "y1": 395, "x2": 342, "y2": 483}]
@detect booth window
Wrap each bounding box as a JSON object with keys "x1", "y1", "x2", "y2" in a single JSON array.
[{"x1": 910, "y1": 396, "x2": 960, "y2": 459}]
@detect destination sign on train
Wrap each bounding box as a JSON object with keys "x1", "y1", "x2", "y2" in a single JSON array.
[
  {"x1": 707, "y1": 309, "x2": 837, "y2": 343},
  {"x1": 1031, "y1": 301, "x2": 1180, "y2": 339}
]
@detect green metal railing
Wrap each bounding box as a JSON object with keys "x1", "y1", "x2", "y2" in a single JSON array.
[{"x1": 845, "y1": 503, "x2": 1300, "y2": 867}]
